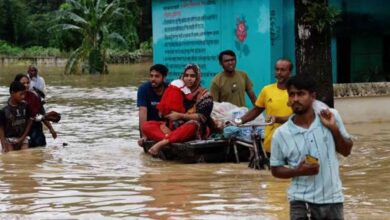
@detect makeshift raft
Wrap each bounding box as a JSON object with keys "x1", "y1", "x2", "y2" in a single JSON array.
[
  {"x1": 142, "y1": 139, "x2": 249, "y2": 163},
  {"x1": 142, "y1": 136, "x2": 270, "y2": 170}
]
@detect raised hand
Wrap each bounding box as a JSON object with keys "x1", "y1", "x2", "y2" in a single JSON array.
[{"x1": 319, "y1": 109, "x2": 336, "y2": 129}]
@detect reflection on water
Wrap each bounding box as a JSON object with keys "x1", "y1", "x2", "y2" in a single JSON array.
[{"x1": 0, "y1": 64, "x2": 389, "y2": 219}]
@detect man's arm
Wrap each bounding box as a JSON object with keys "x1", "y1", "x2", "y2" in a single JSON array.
[
  {"x1": 331, "y1": 127, "x2": 353, "y2": 157},
  {"x1": 43, "y1": 120, "x2": 57, "y2": 139},
  {"x1": 242, "y1": 73, "x2": 256, "y2": 106},
  {"x1": 273, "y1": 115, "x2": 290, "y2": 124},
  {"x1": 240, "y1": 106, "x2": 264, "y2": 124},
  {"x1": 0, "y1": 127, "x2": 7, "y2": 152},
  {"x1": 137, "y1": 83, "x2": 149, "y2": 140},
  {"x1": 319, "y1": 110, "x2": 353, "y2": 157},
  {"x1": 270, "y1": 129, "x2": 319, "y2": 179},
  {"x1": 246, "y1": 88, "x2": 257, "y2": 106},
  {"x1": 41, "y1": 77, "x2": 47, "y2": 95},
  {"x1": 0, "y1": 111, "x2": 7, "y2": 152},
  {"x1": 271, "y1": 161, "x2": 319, "y2": 179},
  {"x1": 210, "y1": 81, "x2": 220, "y2": 102},
  {"x1": 138, "y1": 106, "x2": 147, "y2": 138},
  {"x1": 165, "y1": 112, "x2": 199, "y2": 121}
]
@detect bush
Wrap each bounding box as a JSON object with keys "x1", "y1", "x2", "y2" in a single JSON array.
[
  {"x1": 22, "y1": 46, "x2": 63, "y2": 57},
  {"x1": 0, "y1": 40, "x2": 23, "y2": 56},
  {"x1": 106, "y1": 48, "x2": 152, "y2": 64},
  {"x1": 140, "y1": 39, "x2": 153, "y2": 51},
  {"x1": 0, "y1": 41, "x2": 66, "y2": 57}
]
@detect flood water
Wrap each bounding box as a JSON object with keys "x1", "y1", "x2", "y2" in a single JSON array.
[{"x1": 0, "y1": 64, "x2": 389, "y2": 219}]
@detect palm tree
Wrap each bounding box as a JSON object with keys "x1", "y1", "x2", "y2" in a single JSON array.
[{"x1": 56, "y1": 0, "x2": 127, "y2": 74}]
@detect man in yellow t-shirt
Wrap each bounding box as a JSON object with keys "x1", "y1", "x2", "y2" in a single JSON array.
[
  {"x1": 210, "y1": 50, "x2": 257, "y2": 107},
  {"x1": 235, "y1": 58, "x2": 293, "y2": 154}
]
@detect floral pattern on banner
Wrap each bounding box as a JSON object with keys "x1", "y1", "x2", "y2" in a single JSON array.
[{"x1": 234, "y1": 16, "x2": 250, "y2": 56}]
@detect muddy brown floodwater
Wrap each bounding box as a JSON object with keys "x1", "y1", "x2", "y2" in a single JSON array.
[{"x1": 0, "y1": 63, "x2": 389, "y2": 219}]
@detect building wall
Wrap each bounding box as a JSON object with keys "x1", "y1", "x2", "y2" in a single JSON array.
[
  {"x1": 334, "y1": 82, "x2": 390, "y2": 122},
  {"x1": 335, "y1": 96, "x2": 390, "y2": 123},
  {"x1": 152, "y1": 0, "x2": 296, "y2": 106},
  {"x1": 270, "y1": 0, "x2": 296, "y2": 75},
  {"x1": 330, "y1": 0, "x2": 390, "y2": 83}
]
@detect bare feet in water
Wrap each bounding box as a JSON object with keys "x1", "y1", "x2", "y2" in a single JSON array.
[{"x1": 148, "y1": 139, "x2": 170, "y2": 156}]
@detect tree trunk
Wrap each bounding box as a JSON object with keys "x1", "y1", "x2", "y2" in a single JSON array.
[{"x1": 295, "y1": 0, "x2": 334, "y2": 107}]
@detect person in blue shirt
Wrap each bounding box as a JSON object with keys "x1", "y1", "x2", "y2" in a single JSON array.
[
  {"x1": 270, "y1": 74, "x2": 353, "y2": 220},
  {"x1": 137, "y1": 64, "x2": 168, "y2": 146}
]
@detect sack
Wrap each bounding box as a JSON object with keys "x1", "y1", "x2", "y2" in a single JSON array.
[{"x1": 212, "y1": 101, "x2": 265, "y2": 125}]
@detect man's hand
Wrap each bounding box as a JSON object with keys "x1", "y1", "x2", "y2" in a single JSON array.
[
  {"x1": 14, "y1": 137, "x2": 23, "y2": 144},
  {"x1": 1, "y1": 141, "x2": 8, "y2": 153},
  {"x1": 320, "y1": 109, "x2": 353, "y2": 157},
  {"x1": 296, "y1": 160, "x2": 320, "y2": 176},
  {"x1": 319, "y1": 109, "x2": 336, "y2": 130},
  {"x1": 233, "y1": 118, "x2": 242, "y2": 126},
  {"x1": 2, "y1": 143, "x2": 11, "y2": 153},
  {"x1": 265, "y1": 115, "x2": 275, "y2": 125},
  {"x1": 138, "y1": 137, "x2": 146, "y2": 147}
]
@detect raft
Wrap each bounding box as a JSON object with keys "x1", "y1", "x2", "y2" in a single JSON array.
[
  {"x1": 143, "y1": 136, "x2": 269, "y2": 170},
  {"x1": 142, "y1": 138, "x2": 251, "y2": 163}
]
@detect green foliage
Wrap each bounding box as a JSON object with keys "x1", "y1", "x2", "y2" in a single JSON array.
[
  {"x1": 0, "y1": 0, "x2": 150, "y2": 65},
  {"x1": 107, "y1": 47, "x2": 151, "y2": 64},
  {"x1": 0, "y1": 40, "x2": 23, "y2": 56},
  {"x1": 0, "y1": 40, "x2": 65, "y2": 57},
  {"x1": 54, "y1": 0, "x2": 132, "y2": 74},
  {"x1": 22, "y1": 46, "x2": 63, "y2": 57},
  {"x1": 110, "y1": 0, "x2": 141, "y2": 51},
  {"x1": 0, "y1": 0, "x2": 29, "y2": 44},
  {"x1": 140, "y1": 38, "x2": 153, "y2": 51},
  {"x1": 0, "y1": 0, "x2": 64, "y2": 47},
  {"x1": 304, "y1": 2, "x2": 341, "y2": 33}
]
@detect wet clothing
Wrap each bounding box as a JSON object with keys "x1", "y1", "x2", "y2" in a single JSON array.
[
  {"x1": 25, "y1": 91, "x2": 44, "y2": 117},
  {"x1": 255, "y1": 83, "x2": 292, "y2": 152},
  {"x1": 5, "y1": 137, "x2": 29, "y2": 150},
  {"x1": 271, "y1": 109, "x2": 351, "y2": 204},
  {"x1": 290, "y1": 201, "x2": 344, "y2": 220},
  {"x1": 142, "y1": 121, "x2": 197, "y2": 143},
  {"x1": 28, "y1": 74, "x2": 46, "y2": 96},
  {"x1": 142, "y1": 64, "x2": 214, "y2": 143},
  {"x1": 157, "y1": 79, "x2": 192, "y2": 117},
  {"x1": 29, "y1": 121, "x2": 46, "y2": 147},
  {"x1": 0, "y1": 100, "x2": 30, "y2": 138},
  {"x1": 137, "y1": 81, "x2": 167, "y2": 121},
  {"x1": 210, "y1": 70, "x2": 253, "y2": 107},
  {"x1": 142, "y1": 91, "x2": 214, "y2": 143},
  {"x1": 24, "y1": 91, "x2": 47, "y2": 147}
]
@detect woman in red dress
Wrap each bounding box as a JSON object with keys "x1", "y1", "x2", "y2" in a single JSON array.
[{"x1": 141, "y1": 64, "x2": 214, "y2": 156}]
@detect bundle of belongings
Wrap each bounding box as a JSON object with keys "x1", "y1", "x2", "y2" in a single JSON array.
[{"x1": 211, "y1": 102, "x2": 265, "y2": 141}]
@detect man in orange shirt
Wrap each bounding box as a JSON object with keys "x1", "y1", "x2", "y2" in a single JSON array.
[{"x1": 235, "y1": 58, "x2": 293, "y2": 155}]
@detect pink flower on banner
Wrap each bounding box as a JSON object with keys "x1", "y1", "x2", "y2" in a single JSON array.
[
  {"x1": 236, "y1": 19, "x2": 247, "y2": 42},
  {"x1": 234, "y1": 16, "x2": 250, "y2": 57}
]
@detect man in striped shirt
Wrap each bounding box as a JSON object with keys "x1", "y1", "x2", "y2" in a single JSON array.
[{"x1": 270, "y1": 74, "x2": 353, "y2": 220}]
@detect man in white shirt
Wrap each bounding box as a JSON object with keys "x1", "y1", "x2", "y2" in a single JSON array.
[{"x1": 27, "y1": 65, "x2": 46, "y2": 97}]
